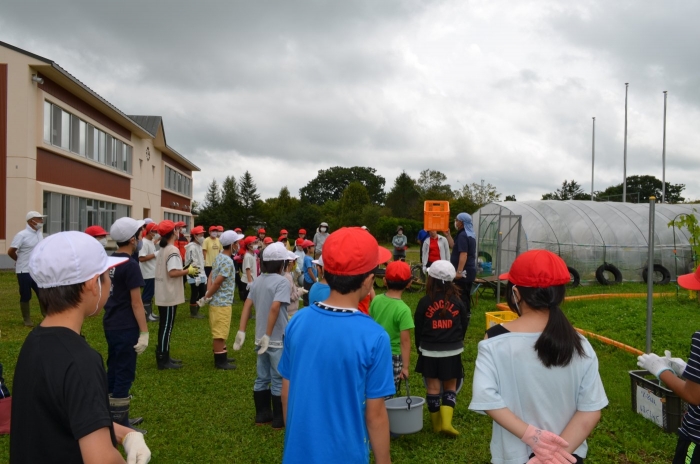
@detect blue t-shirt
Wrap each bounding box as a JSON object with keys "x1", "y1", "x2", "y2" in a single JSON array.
[
  {"x1": 103, "y1": 252, "x2": 145, "y2": 331},
  {"x1": 302, "y1": 255, "x2": 317, "y2": 284},
  {"x1": 278, "y1": 304, "x2": 394, "y2": 464},
  {"x1": 450, "y1": 229, "x2": 477, "y2": 276},
  {"x1": 417, "y1": 229, "x2": 429, "y2": 244},
  {"x1": 308, "y1": 282, "x2": 330, "y2": 305}
]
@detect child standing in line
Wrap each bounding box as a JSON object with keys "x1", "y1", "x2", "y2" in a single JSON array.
[
  {"x1": 185, "y1": 225, "x2": 207, "y2": 319},
  {"x1": 293, "y1": 238, "x2": 306, "y2": 286},
  {"x1": 308, "y1": 256, "x2": 330, "y2": 305},
  {"x1": 240, "y1": 236, "x2": 259, "y2": 302},
  {"x1": 138, "y1": 222, "x2": 159, "y2": 322},
  {"x1": 283, "y1": 259, "x2": 302, "y2": 318},
  {"x1": 301, "y1": 240, "x2": 317, "y2": 307},
  {"x1": 369, "y1": 261, "x2": 414, "y2": 395},
  {"x1": 470, "y1": 250, "x2": 607, "y2": 464},
  {"x1": 414, "y1": 260, "x2": 469, "y2": 437},
  {"x1": 233, "y1": 243, "x2": 296, "y2": 429},
  {"x1": 202, "y1": 226, "x2": 221, "y2": 279}
]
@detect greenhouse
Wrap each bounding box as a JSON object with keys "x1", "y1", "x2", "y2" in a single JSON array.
[{"x1": 473, "y1": 200, "x2": 700, "y2": 285}]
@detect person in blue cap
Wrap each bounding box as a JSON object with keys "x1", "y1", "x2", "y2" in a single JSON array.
[{"x1": 445, "y1": 212, "x2": 477, "y2": 331}]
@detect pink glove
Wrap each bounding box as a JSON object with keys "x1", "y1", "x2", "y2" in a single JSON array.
[{"x1": 521, "y1": 425, "x2": 576, "y2": 464}]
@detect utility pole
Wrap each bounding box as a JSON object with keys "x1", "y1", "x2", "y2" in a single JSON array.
[
  {"x1": 591, "y1": 117, "x2": 595, "y2": 199},
  {"x1": 662, "y1": 91, "x2": 668, "y2": 203},
  {"x1": 623, "y1": 83, "x2": 629, "y2": 203}
]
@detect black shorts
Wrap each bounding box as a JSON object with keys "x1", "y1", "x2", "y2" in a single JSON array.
[
  {"x1": 415, "y1": 353, "x2": 463, "y2": 381},
  {"x1": 528, "y1": 453, "x2": 583, "y2": 464},
  {"x1": 674, "y1": 434, "x2": 700, "y2": 464}
]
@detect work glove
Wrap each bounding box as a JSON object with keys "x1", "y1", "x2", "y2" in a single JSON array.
[
  {"x1": 187, "y1": 265, "x2": 199, "y2": 277},
  {"x1": 197, "y1": 296, "x2": 212, "y2": 307},
  {"x1": 520, "y1": 425, "x2": 576, "y2": 464},
  {"x1": 297, "y1": 287, "x2": 308, "y2": 295},
  {"x1": 134, "y1": 332, "x2": 149, "y2": 354},
  {"x1": 232, "y1": 330, "x2": 246, "y2": 351},
  {"x1": 664, "y1": 350, "x2": 688, "y2": 377},
  {"x1": 422, "y1": 266, "x2": 427, "y2": 275},
  {"x1": 122, "y1": 431, "x2": 151, "y2": 464},
  {"x1": 246, "y1": 283, "x2": 251, "y2": 291},
  {"x1": 258, "y1": 335, "x2": 270, "y2": 355},
  {"x1": 637, "y1": 353, "x2": 673, "y2": 379}
]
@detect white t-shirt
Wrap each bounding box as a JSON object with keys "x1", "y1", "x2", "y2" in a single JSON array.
[
  {"x1": 10, "y1": 225, "x2": 43, "y2": 273},
  {"x1": 469, "y1": 332, "x2": 608, "y2": 464},
  {"x1": 241, "y1": 252, "x2": 257, "y2": 284},
  {"x1": 138, "y1": 238, "x2": 157, "y2": 279}
]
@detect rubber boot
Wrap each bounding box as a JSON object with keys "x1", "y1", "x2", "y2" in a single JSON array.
[
  {"x1": 430, "y1": 411, "x2": 442, "y2": 433},
  {"x1": 271, "y1": 394, "x2": 285, "y2": 430},
  {"x1": 109, "y1": 396, "x2": 147, "y2": 434},
  {"x1": 145, "y1": 303, "x2": 159, "y2": 322},
  {"x1": 223, "y1": 348, "x2": 235, "y2": 363},
  {"x1": 156, "y1": 350, "x2": 182, "y2": 370},
  {"x1": 253, "y1": 390, "x2": 273, "y2": 425},
  {"x1": 214, "y1": 352, "x2": 236, "y2": 370},
  {"x1": 20, "y1": 302, "x2": 32, "y2": 327},
  {"x1": 439, "y1": 405, "x2": 459, "y2": 437},
  {"x1": 190, "y1": 303, "x2": 205, "y2": 319}
]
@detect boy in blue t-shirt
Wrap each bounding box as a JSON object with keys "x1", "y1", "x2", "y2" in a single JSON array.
[
  {"x1": 278, "y1": 228, "x2": 394, "y2": 464},
  {"x1": 301, "y1": 240, "x2": 317, "y2": 307},
  {"x1": 307, "y1": 256, "x2": 330, "y2": 305}
]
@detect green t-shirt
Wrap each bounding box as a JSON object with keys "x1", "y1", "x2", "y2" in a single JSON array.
[{"x1": 369, "y1": 294, "x2": 415, "y2": 355}]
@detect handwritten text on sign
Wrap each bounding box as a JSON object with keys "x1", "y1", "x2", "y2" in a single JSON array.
[{"x1": 636, "y1": 386, "x2": 664, "y2": 428}]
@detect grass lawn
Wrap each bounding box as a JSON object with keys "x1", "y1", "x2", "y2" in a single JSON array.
[{"x1": 0, "y1": 253, "x2": 696, "y2": 463}]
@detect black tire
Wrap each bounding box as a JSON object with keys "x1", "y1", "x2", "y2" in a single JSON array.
[
  {"x1": 567, "y1": 266, "x2": 580, "y2": 288},
  {"x1": 595, "y1": 263, "x2": 623, "y2": 285},
  {"x1": 642, "y1": 264, "x2": 671, "y2": 285},
  {"x1": 406, "y1": 264, "x2": 426, "y2": 293}
]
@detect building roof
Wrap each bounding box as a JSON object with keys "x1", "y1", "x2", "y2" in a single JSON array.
[{"x1": 128, "y1": 115, "x2": 162, "y2": 138}]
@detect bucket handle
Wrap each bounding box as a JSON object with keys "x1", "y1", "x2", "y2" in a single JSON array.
[{"x1": 404, "y1": 378, "x2": 412, "y2": 410}]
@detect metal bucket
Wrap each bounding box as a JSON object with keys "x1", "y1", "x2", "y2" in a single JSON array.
[{"x1": 385, "y1": 380, "x2": 425, "y2": 435}]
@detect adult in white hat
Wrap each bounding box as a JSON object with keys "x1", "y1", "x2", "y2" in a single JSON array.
[
  {"x1": 8, "y1": 210, "x2": 47, "y2": 326},
  {"x1": 9, "y1": 231, "x2": 151, "y2": 463}
]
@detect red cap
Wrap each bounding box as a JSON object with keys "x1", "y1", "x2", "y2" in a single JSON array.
[
  {"x1": 295, "y1": 238, "x2": 305, "y2": 246},
  {"x1": 143, "y1": 222, "x2": 158, "y2": 236},
  {"x1": 243, "y1": 236, "x2": 257, "y2": 247},
  {"x1": 217, "y1": 225, "x2": 224, "y2": 231},
  {"x1": 263, "y1": 237, "x2": 273, "y2": 244},
  {"x1": 191, "y1": 225, "x2": 205, "y2": 235},
  {"x1": 258, "y1": 228, "x2": 266, "y2": 234},
  {"x1": 678, "y1": 267, "x2": 700, "y2": 291},
  {"x1": 174, "y1": 221, "x2": 186, "y2": 228},
  {"x1": 298, "y1": 229, "x2": 306, "y2": 235},
  {"x1": 499, "y1": 250, "x2": 570, "y2": 287},
  {"x1": 280, "y1": 229, "x2": 288, "y2": 235},
  {"x1": 322, "y1": 228, "x2": 392, "y2": 276},
  {"x1": 209, "y1": 225, "x2": 218, "y2": 232},
  {"x1": 302, "y1": 240, "x2": 315, "y2": 248},
  {"x1": 385, "y1": 261, "x2": 411, "y2": 281},
  {"x1": 84, "y1": 225, "x2": 108, "y2": 238},
  {"x1": 157, "y1": 220, "x2": 176, "y2": 236},
  {"x1": 234, "y1": 228, "x2": 242, "y2": 233}
]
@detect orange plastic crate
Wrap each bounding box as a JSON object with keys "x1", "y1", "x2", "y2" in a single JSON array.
[{"x1": 424, "y1": 201, "x2": 450, "y2": 231}]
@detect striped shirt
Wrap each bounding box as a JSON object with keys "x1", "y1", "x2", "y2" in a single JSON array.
[{"x1": 680, "y1": 332, "x2": 700, "y2": 441}]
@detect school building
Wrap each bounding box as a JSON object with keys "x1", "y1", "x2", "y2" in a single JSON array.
[{"x1": 0, "y1": 40, "x2": 199, "y2": 267}]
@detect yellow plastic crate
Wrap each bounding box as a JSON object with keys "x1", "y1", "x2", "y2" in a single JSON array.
[{"x1": 485, "y1": 311, "x2": 519, "y2": 330}]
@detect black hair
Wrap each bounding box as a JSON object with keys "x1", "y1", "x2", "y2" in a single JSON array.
[
  {"x1": 259, "y1": 247, "x2": 285, "y2": 274},
  {"x1": 505, "y1": 282, "x2": 586, "y2": 367},
  {"x1": 38, "y1": 273, "x2": 106, "y2": 316},
  {"x1": 303, "y1": 246, "x2": 313, "y2": 254},
  {"x1": 425, "y1": 276, "x2": 461, "y2": 316},
  {"x1": 325, "y1": 269, "x2": 374, "y2": 295},
  {"x1": 159, "y1": 231, "x2": 174, "y2": 248},
  {"x1": 386, "y1": 278, "x2": 412, "y2": 290},
  {"x1": 116, "y1": 227, "x2": 143, "y2": 248},
  {"x1": 222, "y1": 244, "x2": 232, "y2": 251}
]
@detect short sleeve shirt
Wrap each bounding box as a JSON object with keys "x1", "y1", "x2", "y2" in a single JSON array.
[
  {"x1": 250, "y1": 273, "x2": 290, "y2": 347},
  {"x1": 369, "y1": 294, "x2": 415, "y2": 355},
  {"x1": 241, "y1": 252, "x2": 257, "y2": 284},
  {"x1": 303, "y1": 255, "x2": 317, "y2": 283},
  {"x1": 679, "y1": 331, "x2": 700, "y2": 441},
  {"x1": 138, "y1": 238, "x2": 157, "y2": 279},
  {"x1": 450, "y1": 229, "x2": 477, "y2": 272},
  {"x1": 202, "y1": 237, "x2": 221, "y2": 267},
  {"x1": 210, "y1": 253, "x2": 235, "y2": 307},
  {"x1": 10, "y1": 225, "x2": 43, "y2": 273},
  {"x1": 308, "y1": 282, "x2": 331, "y2": 305},
  {"x1": 103, "y1": 252, "x2": 145, "y2": 331}
]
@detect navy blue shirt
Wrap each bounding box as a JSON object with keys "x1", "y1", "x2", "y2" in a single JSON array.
[
  {"x1": 450, "y1": 229, "x2": 477, "y2": 276},
  {"x1": 103, "y1": 252, "x2": 145, "y2": 331}
]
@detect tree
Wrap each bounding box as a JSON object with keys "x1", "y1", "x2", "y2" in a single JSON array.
[
  {"x1": 416, "y1": 169, "x2": 453, "y2": 200},
  {"x1": 505, "y1": 195, "x2": 516, "y2": 201},
  {"x1": 595, "y1": 175, "x2": 685, "y2": 203},
  {"x1": 239, "y1": 171, "x2": 261, "y2": 231},
  {"x1": 457, "y1": 181, "x2": 501, "y2": 209},
  {"x1": 385, "y1": 171, "x2": 422, "y2": 220},
  {"x1": 542, "y1": 180, "x2": 591, "y2": 200},
  {"x1": 299, "y1": 166, "x2": 386, "y2": 205},
  {"x1": 203, "y1": 179, "x2": 221, "y2": 209},
  {"x1": 218, "y1": 176, "x2": 242, "y2": 228},
  {"x1": 340, "y1": 182, "x2": 370, "y2": 226}
]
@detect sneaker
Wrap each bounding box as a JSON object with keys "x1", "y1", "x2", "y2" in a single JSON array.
[{"x1": 147, "y1": 314, "x2": 159, "y2": 322}]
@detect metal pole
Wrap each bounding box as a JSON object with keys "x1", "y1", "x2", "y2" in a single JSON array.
[
  {"x1": 496, "y1": 231, "x2": 503, "y2": 304},
  {"x1": 662, "y1": 91, "x2": 668, "y2": 203},
  {"x1": 646, "y1": 196, "x2": 656, "y2": 353},
  {"x1": 623, "y1": 83, "x2": 629, "y2": 203},
  {"x1": 591, "y1": 117, "x2": 595, "y2": 199}
]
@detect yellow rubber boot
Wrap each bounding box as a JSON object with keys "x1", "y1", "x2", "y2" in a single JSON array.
[
  {"x1": 440, "y1": 405, "x2": 459, "y2": 437},
  {"x1": 430, "y1": 411, "x2": 442, "y2": 433}
]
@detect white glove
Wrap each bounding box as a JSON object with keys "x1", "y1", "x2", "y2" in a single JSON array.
[
  {"x1": 233, "y1": 330, "x2": 246, "y2": 351},
  {"x1": 422, "y1": 266, "x2": 427, "y2": 275},
  {"x1": 133, "y1": 332, "x2": 149, "y2": 354},
  {"x1": 246, "y1": 283, "x2": 251, "y2": 291},
  {"x1": 297, "y1": 287, "x2": 308, "y2": 295},
  {"x1": 258, "y1": 334, "x2": 270, "y2": 354},
  {"x1": 197, "y1": 296, "x2": 212, "y2": 307},
  {"x1": 664, "y1": 350, "x2": 688, "y2": 377},
  {"x1": 637, "y1": 353, "x2": 673, "y2": 378},
  {"x1": 122, "y1": 431, "x2": 151, "y2": 464}
]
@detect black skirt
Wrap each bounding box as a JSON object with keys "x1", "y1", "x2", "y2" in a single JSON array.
[{"x1": 415, "y1": 353, "x2": 464, "y2": 380}]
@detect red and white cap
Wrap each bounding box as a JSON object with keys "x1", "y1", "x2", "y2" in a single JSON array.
[
  {"x1": 84, "y1": 225, "x2": 108, "y2": 238},
  {"x1": 322, "y1": 227, "x2": 391, "y2": 276},
  {"x1": 678, "y1": 267, "x2": 700, "y2": 291},
  {"x1": 499, "y1": 249, "x2": 570, "y2": 287},
  {"x1": 29, "y1": 231, "x2": 128, "y2": 288}
]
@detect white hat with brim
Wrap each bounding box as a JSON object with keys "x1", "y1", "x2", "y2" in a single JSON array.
[
  {"x1": 312, "y1": 256, "x2": 324, "y2": 267},
  {"x1": 263, "y1": 242, "x2": 298, "y2": 261},
  {"x1": 26, "y1": 211, "x2": 47, "y2": 221},
  {"x1": 428, "y1": 260, "x2": 456, "y2": 282},
  {"x1": 220, "y1": 230, "x2": 245, "y2": 247},
  {"x1": 29, "y1": 231, "x2": 128, "y2": 288},
  {"x1": 110, "y1": 217, "x2": 146, "y2": 242}
]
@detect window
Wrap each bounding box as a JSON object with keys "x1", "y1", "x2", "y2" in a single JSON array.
[
  {"x1": 163, "y1": 212, "x2": 191, "y2": 229},
  {"x1": 43, "y1": 191, "x2": 131, "y2": 234},
  {"x1": 43, "y1": 101, "x2": 133, "y2": 175},
  {"x1": 164, "y1": 165, "x2": 192, "y2": 197}
]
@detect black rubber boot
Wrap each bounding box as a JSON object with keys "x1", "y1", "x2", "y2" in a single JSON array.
[
  {"x1": 20, "y1": 302, "x2": 32, "y2": 327},
  {"x1": 157, "y1": 350, "x2": 182, "y2": 370},
  {"x1": 223, "y1": 349, "x2": 235, "y2": 363},
  {"x1": 253, "y1": 390, "x2": 273, "y2": 425},
  {"x1": 214, "y1": 352, "x2": 236, "y2": 370},
  {"x1": 271, "y1": 394, "x2": 284, "y2": 430},
  {"x1": 109, "y1": 396, "x2": 147, "y2": 434},
  {"x1": 190, "y1": 304, "x2": 205, "y2": 319}
]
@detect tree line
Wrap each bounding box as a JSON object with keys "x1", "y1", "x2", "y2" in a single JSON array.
[{"x1": 541, "y1": 176, "x2": 686, "y2": 203}]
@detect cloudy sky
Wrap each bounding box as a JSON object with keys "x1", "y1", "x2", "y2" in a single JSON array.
[{"x1": 2, "y1": 0, "x2": 699, "y2": 203}]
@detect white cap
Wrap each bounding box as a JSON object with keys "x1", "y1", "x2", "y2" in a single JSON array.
[
  {"x1": 110, "y1": 217, "x2": 145, "y2": 242},
  {"x1": 220, "y1": 230, "x2": 245, "y2": 247},
  {"x1": 26, "y1": 211, "x2": 46, "y2": 221},
  {"x1": 312, "y1": 256, "x2": 324, "y2": 267},
  {"x1": 29, "y1": 231, "x2": 128, "y2": 288},
  {"x1": 263, "y1": 242, "x2": 298, "y2": 261},
  {"x1": 320, "y1": 222, "x2": 328, "y2": 227},
  {"x1": 143, "y1": 218, "x2": 154, "y2": 224},
  {"x1": 428, "y1": 260, "x2": 456, "y2": 282}
]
